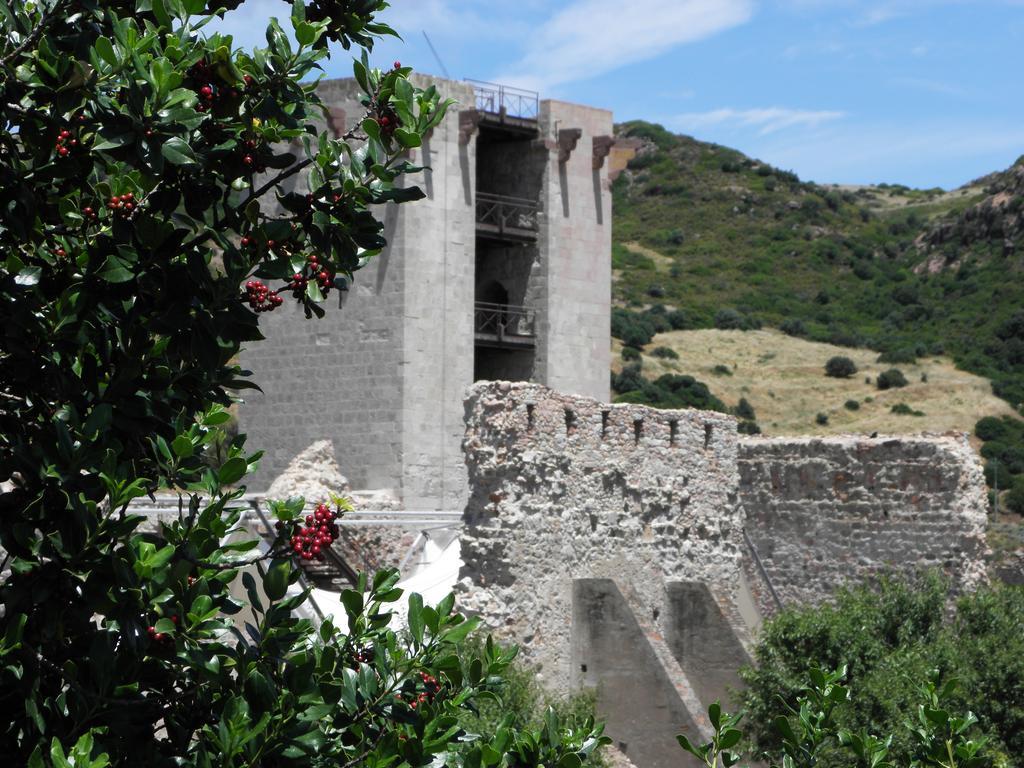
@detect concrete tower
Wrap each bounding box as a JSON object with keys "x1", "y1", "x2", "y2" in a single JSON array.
[{"x1": 239, "y1": 75, "x2": 615, "y2": 509}]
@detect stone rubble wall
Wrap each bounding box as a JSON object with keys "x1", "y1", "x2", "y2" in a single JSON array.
[
  {"x1": 457, "y1": 381, "x2": 744, "y2": 694},
  {"x1": 738, "y1": 434, "x2": 990, "y2": 615}
]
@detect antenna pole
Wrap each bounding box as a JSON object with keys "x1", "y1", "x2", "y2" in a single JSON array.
[{"x1": 422, "y1": 31, "x2": 451, "y2": 80}]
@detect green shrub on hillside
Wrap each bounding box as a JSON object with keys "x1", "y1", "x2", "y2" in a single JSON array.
[
  {"x1": 824, "y1": 356, "x2": 858, "y2": 379},
  {"x1": 666, "y1": 309, "x2": 688, "y2": 330},
  {"x1": 1007, "y1": 478, "x2": 1024, "y2": 515},
  {"x1": 844, "y1": 399, "x2": 861, "y2": 411},
  {"x1": 616, "y1": 374, "x2": 728, "y2": 413},
  {"x1": 621, "y1": 346, "x2": 641, "y2": 362},
  {"x1": 715, "y1": 308, "x2": 760, "y2": 331},
  {"x1": 780, "y1": 319, "x2": 808, "y2": 338},
  {"x1": 738, "y1": 420, "x2": 762, "y2": 435},
  {"x1": 651, "y1": 346, "x2": 679, "y2": 360},
  {"x1": 712, "y1": 364, "x2": 733, "y2": 376},
  {"x1": 816, "y1": 413, "x2": 829, "y2": 425},
  {"x1": 877, "y1": 368, "x2": 909, "y2": 390},
  {"x1": 735, "y1": 398, "x2": 756, "y2": 420},
  {"x1": 891, "y1": 403, "x2": 926, "y2": 416}
]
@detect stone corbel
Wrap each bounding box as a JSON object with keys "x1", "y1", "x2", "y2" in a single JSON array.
[
  {"x1": 592, "y1": 135, "x2": 616, "y2": 170},
  {"x1": 558, "y1": 128, "x2": 582, "y2": 164},
  {"x1": 326, "y1": 107, "x2": 347, "y2": 139},
  {"x1": 459, "y1": 109, "x2": 482, "y2": 145}
]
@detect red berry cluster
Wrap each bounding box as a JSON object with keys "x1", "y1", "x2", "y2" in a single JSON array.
[
  {"x1": 147, "y1": 614, "x2": 178, "y2": 644},
  {"x1": 54, "y1": 128, "x2": 79, "y2": 158},
  {"x1": 81, "y1": 205, "x2": 98, "y2": 223},
  {"x1": 189, "y1": 59, "x2": 239, "y2": 113},
  {"x1": 289, "y1": 502, "x2": 340, "y2": 561},
  {"x1": 397, "y1": 672, "x2": 442, "y2": 710},
  {"x1": 107, "y1": 192, "x2": 135, "y2": 218},
  {"x1": 240, "y1": 138, "x2": 266, "y2": 173},
  {"x1": 245, "y1": 279, "x2": 283, "y2": 312},
  {"x1": 352, "y1": 645, "x2": 375, "y2": 664}
]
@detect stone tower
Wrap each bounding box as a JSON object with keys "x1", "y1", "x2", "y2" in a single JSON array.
[{"x1": 239, "y1": 75, "x2": 615, "y2": 509}]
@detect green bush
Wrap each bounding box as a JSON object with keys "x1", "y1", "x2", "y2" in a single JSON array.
[
  {"x1": 621, "y1": 346, "x2": 641, "y2": 361},
  {"x1": 712, "y1": 364, "x2": 733, "y2": 376},
  {"x1": 611, "y1": 363, "x2": 645, "y2": 394},
  {"x1": 891, "y1": 403, "x2": 925, "y2": 416},
  {"x1": 738, "y1": 420, "x2": 762, "y2": 435},
  {"x1": 735, "y1": 398, "x2": 756, "y2": 421},
  {"x1": 616, "y1": 374, "x2": 728, "y2": 413},
  {"x1": 666, "y1": 309, "x2": 688, "y2": 330},
  {"x1": 824, "y1": 356, "x2": 858, "y2": 379},
  {"x1": 780, "y1": 318, "x2": 808, "y2": 337},
  {"x1": 741, "y1": 576, "x2": 1024, "y2": 764},
  {"x1": 611, "y1": 307, "x2": 657, "y2": 348},
  {"x1": 651, "y1": 346, "x2": 679, "y2": 360},
  {"x1": 715, "y1": 308, "x2": 760, "y2": 331},
  {"x1": 877, "y1": 368, "x2": 909, "y2": 390},
  {"x1": 816, "y1": 412, "x2": 830, "y2": 425},
  {"x1": 1007, "y1": 477, "x2": 1024, "y2": 515},
  {"x1": 878, "y1": 347, "x2": 919, "y2": 364},
  {"x1": 844, "y1": 399, "x2": 861, "y2": 411}
]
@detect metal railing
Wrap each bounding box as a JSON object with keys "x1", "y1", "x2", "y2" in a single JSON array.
[
  {"x1": 476, "y1": 192, "x2": 540, "y2": 235},
  {"x1": 474, "y1": 301, "x2": 536, "y2": 339},
  {"x1": 467, "y1": 79, "x2": 539, "y2": 121}
]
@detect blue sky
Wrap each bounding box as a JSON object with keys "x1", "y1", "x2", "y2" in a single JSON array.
[{"x1": 215, "y1": 1, "x2": 1024, "y2": 188}]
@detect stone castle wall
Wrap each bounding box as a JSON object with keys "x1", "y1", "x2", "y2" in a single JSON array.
[
  {"x1": 458, "y1": 382, "x2": 743, "y2": 686},
  {"x1": 738, "y1": 435, "x2": 990, "y2": 615}
]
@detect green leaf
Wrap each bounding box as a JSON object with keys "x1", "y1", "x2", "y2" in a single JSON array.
[
  {"x1": 219, "y1": 457, "x2": 247, "y2": 485},
  {"x1": 94, "y1": 37, "x2": 118, "y2": 66},
  {"x1": 263, "y1": 559, "x2": 290, "y2": 601},
  {"x1": 408, "y1": 592, "x2": 425, "y2": 646},
  {"x1": 557, "y1": 754, "x2": 582, "y2": 768},
  {"x1": 171, "y1": 435, "x2": 194, "y2": 458},
  {"x1": 161, "y1": 136, "x2": 198, "y2": 166},
  {"x1": 98, "y1": 255, "x2": 134, "y2": 283}
]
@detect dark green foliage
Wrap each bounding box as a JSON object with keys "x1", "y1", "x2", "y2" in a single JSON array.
[
  {"x1": 1007, "y1": 477, "x2": 1024, "y2": 514},
  {"x1": 616, "y1": 375, "x2": 728, "y2": 413},
  {"x1": 611, "y1": 307, "x2": 658, "y2": 347},
  {"x1": 621, "y1": 346, "x2": 641, "y2": 361},
  {"x1": 844, "y1": 399, "x2": 861, "y2": 411},
  {"x1": 737, "y1": 420, "x2": 762, "y2": 435},
  {"x1": 0, "y1": 5, "x2": 608, "y2": 765},
  {"x1": 666, "y1": 309, "x2": 688, "y2": 330},
  {"x1": 715, "y1": 308, "x2": 760, "y2": 330},
  {"x1": 741, "y1": 577, "x2": 1024, "y2": 765},
  {"x1": 975, "y1": 416, "x2": 1024, "y2": 494},
  {"x1": 780, "y1": 318, "x2": 808, "y2": 338},
  {"x1": 891, "y1": 403, "x2": 926, "y2": 416},
  {"x1": 647, "y1": 283, "x2": 666, "y2": 298},
  {"x1": 651, "y1": 346, "x2": 679, "y2": 360},
  {"x1": 824, "y1": 356, "x2": 858, "y2": 379},
  {"x1": 611, "y1": 363, "x2": 645, "y2": 394},
  {"x1": 735, "y1": 398, "x2": 756, "y2": 420},
  {"x1": 815, "y1": 412, "x2": 829, "y2": 425},
  {"x1": 878, "y1": 347, "x2": 920, "y2": 364},
  {"x1": 877, "y1": 368, "x2": 910, "y2": 390},
  {"x1": 712, "y1": 364, "x2": 733, "y2": 376}
]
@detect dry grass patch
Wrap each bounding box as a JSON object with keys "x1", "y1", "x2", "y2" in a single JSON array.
[{"x1": 613, "y1": 328, "x2": 1018, "y2": 437}]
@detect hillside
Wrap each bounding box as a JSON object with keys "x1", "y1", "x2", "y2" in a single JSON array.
[
  {"x1": 611, "y1": 121, "x2": 1024, "y2": 408},
  {"x1": 611, "y1": 329, "x2": 1018, "y2": 437}
]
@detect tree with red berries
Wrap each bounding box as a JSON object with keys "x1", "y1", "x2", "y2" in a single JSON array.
[{"x1": 0, "y1": 1, "x2": 607, "y2": 765}]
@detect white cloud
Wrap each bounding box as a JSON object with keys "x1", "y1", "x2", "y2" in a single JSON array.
[
  {"x1": 497, "y1": 0, "x2": 754, "y2": 91},
  {"x1": 670, "y1": 107, "x2": 846, "y2": 135}
]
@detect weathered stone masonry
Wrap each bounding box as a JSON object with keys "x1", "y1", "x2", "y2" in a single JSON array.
[
  {"x1": 458, "y1": 382, "x2": 752, "y2": 768},
  {"x1": 457, "y1": 383, "x2": 991, "y2": 768},
  {"x1": 738, "y1": 435, "x2": 989, "y2": 615}
]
